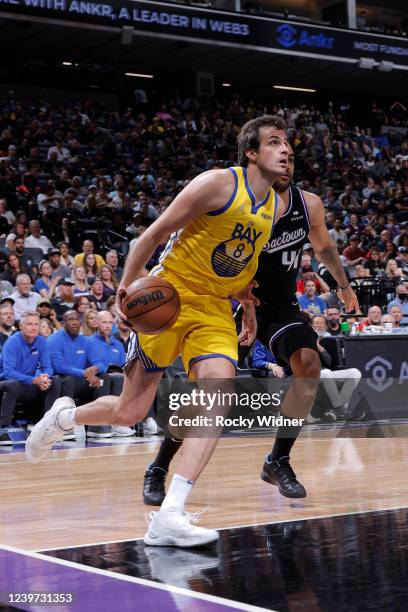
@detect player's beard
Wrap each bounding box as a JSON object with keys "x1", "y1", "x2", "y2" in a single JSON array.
[{"x1": 274, "y1": 177, "x2": 292, "y2": 193}]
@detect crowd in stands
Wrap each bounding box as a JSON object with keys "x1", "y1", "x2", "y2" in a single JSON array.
[
  {"x1": 170, "y1": 1, "x2": 408, "y2": 39},
  {"x1": 0, "y1": 90, "x2": 406, "y2": 441},
  {"x1": 356, "y1": 10, "x2": 408, "y2": 38},
  {"x1": 295, "y1": 249, "x2": 408, "y2": 326}
]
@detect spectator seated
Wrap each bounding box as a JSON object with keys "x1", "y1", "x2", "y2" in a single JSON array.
[{"x1": 0, "y1": 312, "x2": 60, "y2": 444}]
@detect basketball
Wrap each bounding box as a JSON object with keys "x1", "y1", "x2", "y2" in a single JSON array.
[{"x1": 121, "y1": 277, "x2": 181, "y2": 335}]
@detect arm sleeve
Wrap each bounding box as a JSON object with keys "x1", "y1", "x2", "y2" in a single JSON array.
[
  {"x1": 34, "y1": 279, "x2": 46, "y2": 294},
  {"x1": 297, "y1": 296, "x2": 306, "y2": 310},
  {"x1": 2, "y1": 341, "x2": 33, "y2": 385},
  {"x1": 39, "y1": 342, "x2": 54, "y2": 377},
  {"x1": 88, "y1": 341, "x2": 107, "y2": 374},
  {"x1": 250, "y1": 342, "x2": 276, "y2": 370}
]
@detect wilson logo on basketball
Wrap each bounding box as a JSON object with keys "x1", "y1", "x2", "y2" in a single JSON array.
[{"x1": 127, "y1": 290, "x2": 165, "y2": 308}]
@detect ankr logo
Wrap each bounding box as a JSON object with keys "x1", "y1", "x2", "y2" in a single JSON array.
[
  {"x1": 365, "y1": 356, "x2": 392, "y2": 392},
  {"x1": 276, "y1": 24, "x2": 297, "y2": 48},
  {"x1": 276, "y1": 23, "x2": 335, "y2": 50}
]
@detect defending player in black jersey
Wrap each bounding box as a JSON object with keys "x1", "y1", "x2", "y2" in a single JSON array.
[{"x1": 143, "y1": 148, "x2": 359, "y2": 504}]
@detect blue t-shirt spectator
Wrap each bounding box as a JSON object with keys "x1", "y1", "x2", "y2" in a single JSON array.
[
  {"x1": 298, "y1": 294, "x2": 327, "y2": 315},
  {"x1": 34, "y1": 278, "x2": 50, "y2": 294},
  {"x1": 88, "y1": 334, "x2": 125, "y2": 374},
  {"x1": 48, "y1": 329, "x2": 91, "y2": 377},
  {"x1": 2, "y1": 332, "x2": 53, "y2": 385}
]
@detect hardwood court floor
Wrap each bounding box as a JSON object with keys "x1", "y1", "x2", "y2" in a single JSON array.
[{"x1": 1, "y1": 435, "x2": 408, "y2": 551}]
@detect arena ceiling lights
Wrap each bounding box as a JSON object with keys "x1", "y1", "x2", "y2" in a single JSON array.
[
  {"x1": 125, "y1": 72, "x2": 154, "y2": 78},
  {"x1": 273, "y1": 85, "x2": 317, "y2": 93}
]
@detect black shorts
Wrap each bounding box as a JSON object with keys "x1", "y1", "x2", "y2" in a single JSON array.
[{"x1": 235, "y1": 302, "x2": 318, "y2": 367}]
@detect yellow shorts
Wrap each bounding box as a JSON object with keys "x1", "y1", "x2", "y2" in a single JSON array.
[{"x1": 135, "y1": 275, "x2": 238, "y2": 374}]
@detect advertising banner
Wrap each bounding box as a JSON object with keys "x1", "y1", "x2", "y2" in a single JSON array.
[{"x1": 2, "y1": 0, "x2": 408, "y2": 66}]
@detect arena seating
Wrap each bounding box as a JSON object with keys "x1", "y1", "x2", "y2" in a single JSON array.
[{"x1": 0, "y1": 90, "x2": 407, "y2": 436}]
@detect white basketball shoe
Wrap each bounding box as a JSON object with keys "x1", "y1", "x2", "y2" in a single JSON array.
[
  {"x1": 144, "y1": 507, "x2": 219, "y2": 548},
  {"x1": 26, "y1": 397, "x2": 76, "y2": 462}
]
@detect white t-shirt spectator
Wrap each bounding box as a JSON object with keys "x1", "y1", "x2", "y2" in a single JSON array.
[
  {"x1": 24, "y1": 234, "x2": 54, "y2": 255},
  {"x1": 37, "y1": 190, "x2": 62, "y2": 212},
  {"x1": 1, "y1": 209, "x2": 15, "y2": 225},
  {"x1": 9, "y1": 291, "x2": 40, "y2": 321},
  {"x1": 6, "y1": 232, "x2": 17, "y2": 248},
  {"x1": 60, "y1": 253, "x2": 75, "y2": 268},
  {"x1": 0, "y1": 280, "x2": 13, "y2": 298},
  {"x1": 47, "y1": 145, "x2": 71, "y2": 162},
  {"x1": 329, "y1": 228, "x2": 348, "y2": 244}
]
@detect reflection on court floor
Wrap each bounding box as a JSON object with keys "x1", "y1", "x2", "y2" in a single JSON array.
[{"x1": 1, "y1": 432, "x2": 408, "y2": 611}]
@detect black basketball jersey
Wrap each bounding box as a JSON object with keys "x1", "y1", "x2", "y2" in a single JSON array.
[{"x1": 254, "y1": 186, "x2": 311, "y2": 305}]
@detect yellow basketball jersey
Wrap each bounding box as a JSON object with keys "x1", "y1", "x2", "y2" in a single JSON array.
[{"x1": 151, "y1": 167, "x2": 277, "y2": 297}]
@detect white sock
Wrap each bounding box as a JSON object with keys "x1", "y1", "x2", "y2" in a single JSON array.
[
  {"x1": 57, "y1": 408, "x2": 77, "y2": 431},
  {"x1": 161, "y1": 473, "x2": 193, "y2": 512}
]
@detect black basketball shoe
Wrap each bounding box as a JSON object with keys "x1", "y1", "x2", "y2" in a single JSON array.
[
  {"x1": 260, "y1": 456, "x2": 306, "y2": 498},
  {"x1": 143, "y1": 466, "x2": 167, "y2": 506}
]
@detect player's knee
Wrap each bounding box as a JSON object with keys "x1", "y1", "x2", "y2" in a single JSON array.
[
  {"x1": 191, "y1": 357, "x2": 236, "y2": 380},
  {"x1": 292, "y1": 353, "x2": 321, "y2": 381}
]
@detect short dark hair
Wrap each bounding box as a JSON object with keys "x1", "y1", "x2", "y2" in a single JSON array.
[{"x1": 237, "y1": 115, "x2": 287, "y2": 166}]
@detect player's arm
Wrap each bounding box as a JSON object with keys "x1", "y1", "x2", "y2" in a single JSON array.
[
  {"x1": 118, "y1": 170, "x2": 235, "y2": 291},
  {"x1": 305, "y1": 192, "x2": 348, "y2": 285},
  {"x1": 304, "y1": 191, "x2": 360, "y2": 312},
  {"x1": 319, "y1": 276, "x2": 331, "y2": 294}
]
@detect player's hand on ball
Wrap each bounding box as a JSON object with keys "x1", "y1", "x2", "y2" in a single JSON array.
[
  {"x1": 120, "y1": 277, "x2": 180, "y2": 335},
  {"x1": 115, "y1": 286, "x2": 130, "y2": 323}
]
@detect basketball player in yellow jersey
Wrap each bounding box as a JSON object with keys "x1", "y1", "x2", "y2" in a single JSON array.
[
  {"x1": 26, "y1": 114, "x2": 290, "y2": 547},
  {"x1": 136, "y1": 162, "x2": 277, "y2": 371}
]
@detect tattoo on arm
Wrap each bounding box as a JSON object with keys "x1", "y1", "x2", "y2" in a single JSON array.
[{"x1": 316, "y1": 245, "x2": 348, "y2": 286}]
